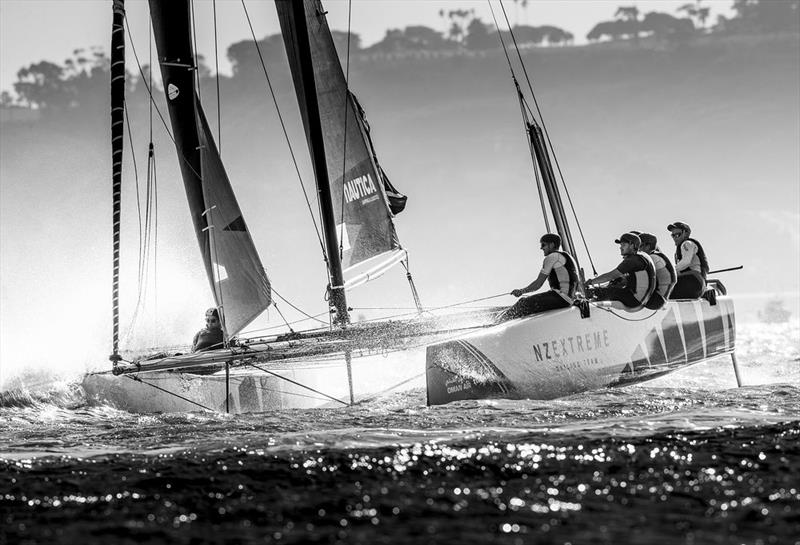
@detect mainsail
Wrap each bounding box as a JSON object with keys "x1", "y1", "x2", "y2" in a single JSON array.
[
  {"x1": 149, "y1": 0, "x2": 271, "y2": 335},
  {"x1": 276, "y1": 0, "x2": 406, "y2": 279}
]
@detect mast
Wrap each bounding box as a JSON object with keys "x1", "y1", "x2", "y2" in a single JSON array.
[
  {"x1": 280, "y1": 0, "x2": 349, "y2": 324},
  {"x1": 150, "y1": 0, "x2": 271, "y2": 335},
  {"x1": 528, "y1": 123, "x2": 578, "y2": 261},
  {"x1": 515, "y1": 85, "x2": 581, "y2": 275},
  {"x1": 109, "y1": 0, "x2": 125, "y2": 365}
]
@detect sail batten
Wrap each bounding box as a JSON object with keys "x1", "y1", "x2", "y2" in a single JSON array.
[
  {"x1": 277, "y1": 0, "x2": 405, "y2": 278},
  {"x1": 149, "y1": 0, "x2": 271, "y2": 335},
  {"x1": 343, "y1": 249, "x2": 408, "y2": 291}
]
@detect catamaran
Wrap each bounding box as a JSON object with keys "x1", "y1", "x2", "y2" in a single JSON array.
[
  {"x1": 83, "y1": 0, "x2": 499, "y2": 413},
  {"x1": 84, "y1": 0, "x2": 739, "y2": 413}
]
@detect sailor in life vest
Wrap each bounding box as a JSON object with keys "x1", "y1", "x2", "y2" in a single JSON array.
[
  {"x1": 191, "y1": 307, "x2": 226, "y2": 352},
  {"x1": 585, "y1": 232, "x2": 656, "y2": 309},
  {"x1": 667, "y1": 221, "x2": 709, "y2": 300},
  {"x1": 496, "y1": 233, "x2": 579, "y2": 322},
  {"x1": 639, "y1": 232, "x2": 677, "y2": 310}
]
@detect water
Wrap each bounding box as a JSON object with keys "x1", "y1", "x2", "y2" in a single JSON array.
[{"x1": 2, "y1": 323, "x2": 799, "y2": 544}]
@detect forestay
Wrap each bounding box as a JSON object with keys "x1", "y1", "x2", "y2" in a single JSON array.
[
  {"x1": 276, "y1": 0, "x2": 406, "y2": 281},
  {"x1": 150, "y1": 0, "x2": 271, "y2": 335}
]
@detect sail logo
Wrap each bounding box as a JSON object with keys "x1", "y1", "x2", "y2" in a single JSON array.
[
  {"x1": 532, "y1": 329, "x2": 610, "y2": 362},
  {"x1": 167, "y1": 83, "x2": 180, "y2": 101},
  {"x1": 344, "y1": 173, "x2": 377, "y2": 204}
]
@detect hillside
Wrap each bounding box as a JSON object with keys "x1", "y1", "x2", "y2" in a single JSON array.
[{"x1": 1, "y1": 33, "x2": 798, "y2": 358}]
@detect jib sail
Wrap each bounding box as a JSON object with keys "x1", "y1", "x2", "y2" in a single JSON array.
[
  {"x1": 150, "y1": 0, "x2": 271, "y2": 335},
  {"x1": 277, "y1": 0, "x2": 407, "y2": 281}
]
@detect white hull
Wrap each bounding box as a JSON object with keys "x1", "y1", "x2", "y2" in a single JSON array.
[
  {"x1": 426, "y1": 297, "x2": 736, "y2": 405},
  {"x1": 83, "y1": 348, "x2": 426, "y2": 413}
]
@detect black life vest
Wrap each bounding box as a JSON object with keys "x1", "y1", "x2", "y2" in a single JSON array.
[
  {"x1": 675, "y1": 237, "x2": 709, "y2": 278},
  {"x1": 546, "y1": 250, "x2": 579, "y2": 298},
  {"x1": 625, "y1": 252, "x2": 657, "y2": 304},
  {"x1": 653, "y1": 250, "x2": 677, "y2": 283}
]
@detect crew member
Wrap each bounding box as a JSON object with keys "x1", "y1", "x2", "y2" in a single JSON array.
[
  {"x1": 667, "y1": 221, "x2": 708, "y2": 299},
  {"x1": 639, "y1": 232, "x2": 676, "y2": 309},
  {"x1": 585, "y1": 232, "x2": 656, "y2": 309},
  {"x1": 192, "y1": 307, "x2": 226, "y2": 352},
  {"x1": 497, "y1": 233, "x2": 579, "y2": 321}
]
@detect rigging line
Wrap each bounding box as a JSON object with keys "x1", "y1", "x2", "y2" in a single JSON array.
[
  {"x1": 488, "y1": 2, "x2": 550, "y2": 234},
  {"x1": 190, "y1": 0, "x2": 201, "y2": 101},
  {"x1": 205, "y1": 210, "x2": 227, "y2": 341},
  {"x1": 123, "y1": 15, "x2": 227, "y2": 219},
  {"x1": 123, "y1": 15, "x2": 175, "y2": 144},
  {"x1": 589, "y1": 303, "x2": 659, "y2": 322},
  {"x1": 518, "y1": 85, "x2": 550, "y2": 233},
  {"x1": 125, "y1": 375, "x2": 214, "y2": 411},
  {"x1": 122, "y1": 107, "x2": 150, "y2": 341},
  {"x1": 549, "y1": 141, "x2": 596, "y2": 274},
  {"x1": 243, "y1": 361, "x2": 348, "y2": 406},
  {"x1": 212, "y1": 0, "x2": 222, "y2": 153},
  {"x1": 497, "y1": 0, "x2": 596, "y2": 274},
  {"x1": 487, "y1": 0, "x2": 515, "y2": 77},
  {"x1": 150, "y1": 150, "x2": 160, "y2": 336},
  {"x1": 355, "y1": 293, "x2": 507, "y2": 324},
  {"x1": 149, "y1": 22, "x2": 153, "y2": 143},
  {"x1": 240, "y1": 0, "x2": 326, "y2": 261},
  {"x1": 271, "y1": 287, "x2": 330, "y2": 325},
  {"x1": 238, "y1": 311, "x2": 330, "y2": 336},
  {"x1": 530, "y1": 138, "x2": 551, "y2": 233},
  {"x1": 247, "y1": 380, "x2": 334, "y2": 402},
  {"x1": 271, "y1": 300, "x2": 295, "y2": 334},
  {"x1": 338, "y1": 0, "x2": 353, "y2": 261},
  {"x1": 122, "y1": 106, "x2": 143, "y2": 289}
]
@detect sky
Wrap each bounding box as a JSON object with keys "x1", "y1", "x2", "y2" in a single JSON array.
[{"x1": 0, "y1": 0, "x2": 735, "y2": 96}]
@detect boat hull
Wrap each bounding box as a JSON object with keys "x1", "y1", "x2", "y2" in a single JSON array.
[
  {"x1": 425, "y1": 297, "x2": 736, "y2": 405},
  {"x1": 83, "y1": 349, "x2": 425, "y2": 413}
]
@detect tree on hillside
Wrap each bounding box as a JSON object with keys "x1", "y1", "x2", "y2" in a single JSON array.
[
  {"x1": 729, "y1": 0, "x2": 800, "y2": 33},
  {"x1": 228, "y1": 34, "x2": 287, "y2": 82},
  {"x1": 615, "y1": 6, "x2": 642, "y2": 42},
  {"x1": 13, "y1": 47, "x2": 111, "y2": 110},
  {"x1": 331, "y1": 30, "x2": 362, "y2": 56},
  {"x1": 403, "y1": 26, "x2": 451, "y2": 50},
  {"x1": 443, "y1": 9, "x2": 474, "y2": 44},
  {"x1": 540, "y1": 25, "x2": 574, "y2": 45},
  {"x1": 365, "y1": 26, "x2": 456, "y2": 54},
  {"x1": 465, "y1": 18, "x2": 495, "y2": 50},
  {"x1": 678, "y1": 1, "x2": 710, "y2": 31},
  {"x1": 641, "y1": 12, "x2": 695, "y2": 42},
  {"x1": 0, "y1": 91, "x2": 15, "y2": 107},
  {"x1": 14, "y1": 61, "x2": 67, "y2": 109},
  {"x1": 587, "y1": 21, "x2": 626, "y2": 42},
  {"x1": 512, "y1": 25, "x2": 545, "y2": 46}
]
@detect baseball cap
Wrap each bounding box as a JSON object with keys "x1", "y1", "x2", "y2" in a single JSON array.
[
  {"x1": 639, "y1": 232, "x2": 658, "y2": 247},
  {"x1": 614, "y1": 232, "x2": 641, "y2": 246},
  {"x1": 539, "y1": 233, "x2": 561, "y2": 246},
  {"x1": 667, "y1": 221, "x2": 691, "y2": 233}
]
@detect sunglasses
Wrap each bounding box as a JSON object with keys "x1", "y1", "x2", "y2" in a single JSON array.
[{"x1": 670, "y1": 232, "x2": 684, "y2": 238}]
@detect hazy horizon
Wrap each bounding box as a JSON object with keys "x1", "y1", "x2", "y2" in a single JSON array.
[{"x1": 0, "y1": 0, "x2": 736, "y2": 98}]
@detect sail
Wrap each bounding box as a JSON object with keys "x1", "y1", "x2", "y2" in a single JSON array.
[
  {"x1": 276, "y1": 0, "x2": 405, "y2": 274},
  {"x1": 149, "y1": 0, "x2": 271, "y2": 335}
]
